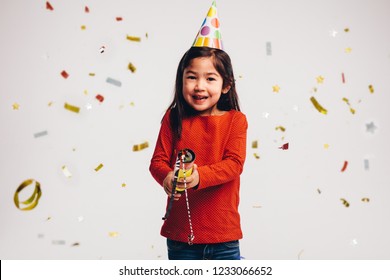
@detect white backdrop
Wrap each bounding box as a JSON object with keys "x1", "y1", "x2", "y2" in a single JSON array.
[{"x1": 1, "y1": 0, "x2": 389, "y2": 260}]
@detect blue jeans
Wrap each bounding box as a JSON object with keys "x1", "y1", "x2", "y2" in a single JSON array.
[{"x1": 167, "y1": 239, "x2": 240, "y2": 260}]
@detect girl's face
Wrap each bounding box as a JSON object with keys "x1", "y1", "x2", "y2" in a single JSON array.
[{"x1": 182, "y1": 57, "x2": 230, "y2": 116}]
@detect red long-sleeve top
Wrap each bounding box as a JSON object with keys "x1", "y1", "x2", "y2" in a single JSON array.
[{"x1": 149, "y1": 109, "x2": 247, "y2": 244}]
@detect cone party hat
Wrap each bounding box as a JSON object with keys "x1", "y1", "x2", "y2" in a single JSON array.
[{"x1": 192, "y1": 1, "x2": 223, "y2": 50}]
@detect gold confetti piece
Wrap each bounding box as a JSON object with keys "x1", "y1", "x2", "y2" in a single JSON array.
[
  {"x1": 133, "y1": 141, "x2": 149, "y2": 151},
  {"x1": 344, "y1": 28, "x2": 350, "y2": 32},
  {"x1": 109, "y1": 232, "x2": 119, "y2": 237},
  {"x1": 81, "y1": 25, "x2": 86, "y2": 30},
  {"x1": 368, "y1": 84, "x2": 374, "y2": 94},
  {"x1": 121, "y1": 183, "x2": 127, "y2": 188},
  {"x1": 361, "y1": 197, "x2": 370, "y2": 203},
  {"x1": 94, "y1": 163, "x2": 104, "y2": 172},
  {"x1": 345, "y1": 47, "x2": 352, "y2": 53},
  {"x1": 61, "y1": 165, "x2": 72, "y2": 178},
  {"x1": 126, "y1": 35, "x2": 141, "y2": 42},
  {"x1": 342, "y1": 97, "x2": 350, "y2": 105},
  {"x1": 88, "y1": 73, "x2": 95, "y2": 77},
  {"x1": 275, "y1": 126, "x2": 286, "y2": 132},
  {"x1": 14, "y1": 179, "x2": 42, "y2": 211},
  {"x1": 340, "y1": 198, "x2": 350, "y2": 207},
  {"x1": 310, "y1": 96, "x2": 327, "y2": 114},
  {"x1": 130, "y1": 102, "x2": 135, "y2": 107},
  {"x1": 316, "y1": 75, "x2": 324, "y2": 84},
  {"x1": 350, "y1": 108, "x2": 356, "y2": 114},
  {"x1": 48, "y1": 101, "x2": 53, "y2": 106},
  {"x1": 324, "y1": 143, "x2": 330, "y2": 149},
  {"x1": 272, "y1": 85, "x2": 280, "y2": 93},
  {"x1": 64, "y1": 102, "x2": 80, "y2": 113},
  {"x1": 12, "y1": 103, "x2": 20, "y2": 110},
  {"x1": 128, "y1": 62, "x2": 136, "y2": 73},
  {"x1": 252, "y1": 140, "x2": 258, "y2": 149},
  {"x1": 253, "y1": 153, "x2": 260, "y2": 159}
]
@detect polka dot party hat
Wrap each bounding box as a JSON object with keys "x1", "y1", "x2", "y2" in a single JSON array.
[{"x1": 192, "y1": 0, "x2": 223, "y2": 50}]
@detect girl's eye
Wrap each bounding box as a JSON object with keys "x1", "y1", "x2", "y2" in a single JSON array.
[
  {"x1": 207, "y1": 77, "x2": 216, "y2": 81},
  {"x1": 186, "y1": 75, "x2": 196, "y2": 80}
]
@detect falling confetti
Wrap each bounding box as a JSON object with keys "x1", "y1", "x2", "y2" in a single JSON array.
[
  {"x1": 14, "y1": 179, "x2": 42, "y2": 211},
  {"x1": 33, "y1": 130, "x2": 48, "y2": 138},
  {"x1": 366, "y1": 122, "x2": 377, "y2": 133},
  {"x1": 64, "y1": 102, "x2": 80, "y2": 113},
  {"x1": 344, "y1": 28, "x2": 350, "y2": 32},
  {"x1": 95, "y1": 94, "x2": 104, "y2": 103},
  {"x1": 361, "y1": 198, "x2": 370, "y2": 203},
  {"x1": 106, "y1": 77, "x2": 122, "y2": 87},
  {"x1": 324, "y1": 143, "x2": 330, "y2": 149},
  {"x1": 99, "y1": 46, "x2": 105, "y2": 53},
  {"x1": 364, "y1": 159, "x2": 369, "y2": 170},
  {"x1": 272, "y1": 85, "x2": 280, "y2": 93},
  {"x1": 121, "y1": 183, "x2": 127, "y2": 188},
  {"x1": 368, "y1": 84, "x2": 374, "y2": 94},
  {"x1": 279, "y1": 143, "x2": 289, "y2": 150},
  {"x1": 71, "y1": 242, "x2": 80, "y2": 247},
  {"x1": 116, "y1": 17, "x2": 123, "y2": 21},
  {"x1": 128, "y1": 62, "x2": 136, "y2": 73},
  {"x1": 52, "y1": 240, "x2": 66, "y2": 245},
  {"x1": 133, "y1": 141, "x2": 149, "y2": 151},
  {"x1": 252, "y1": 140, "x2": 258, "y2": 149},
  {"x1": 109, "y1": 232, "x2": 119, "y2": 237},
  {"x1": 342, "y1": 98, "x2": 356, "y2": 114},
  {"x1": 340, "y1": 198, "x2": 350, "y2": 208},
  {"x1": 345, "y1": 47, "x2": 352, "y2": 53},
  {"x1": 316, "y1": 76, "x2": 324, "y2": 84},
  {"x1": 252, "y1": 204, "x2": 262, "y2": 208},
  {"x1": 61, "y1": 165, "x2": 72, "y2": 178},
  {"x1": 275, "y1": 126, "x2": 286, "y2": 132},
  {"x1": 310, "y1": 96, "x2": 327, "y2": 115},
  {"x1": 81, "y1": 25, "x2": 86, "y2": 30},
  {"x1": 126, "y1": 35, "x2": 141, "y2": 42},
  {"x1": 12, "y1": 103, "x2": 20, "y2": 110},
  {"x1": 253, "y1": 153, "x2": 260, "y2": 159},
  {"x1": 342, "y1": 72, "x2": 346, "y2": 83},
  {"x1": 341, "y1": 161, "x2": 348, "y2": 172},
  {"x1": 317, "y1": 188, "x2": 321, "y2": 194},
  {"x1": 89, "y1": 73, "x2": 95, "y2": 77},
  {"x1": 94, "y1": 163, "x2": 104, "y2": 172},
  {"x1": 266, "y1": 42, "x2": 272, "y2": 56},
  {"x1": 46, "y1": 1, "x2": 54, "y2": 11},
  {"x1": 84, "y1": 6, "x2": 89, "y2": 13},
  {"x1": 61, "y1": 70, "x2": 69, "y2": 79}
]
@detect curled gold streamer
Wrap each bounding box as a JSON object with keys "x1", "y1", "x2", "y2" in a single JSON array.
[
  {"x1": 310, "y1": 96, "x2": 327, "y2": 115},
  {"x1": 14, "y1": 179, "x2": 42, "y2": 211},
  {"x1": 128, "y1": 63, "x2": 136, "y2": 73},
  {"x1": 340, "y1": 198, "x2": 350, "y2": 208}
]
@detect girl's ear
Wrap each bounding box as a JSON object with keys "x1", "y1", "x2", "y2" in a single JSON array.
[{"x1": 222, "y1": 85, "x2": 231, "y2": 94}]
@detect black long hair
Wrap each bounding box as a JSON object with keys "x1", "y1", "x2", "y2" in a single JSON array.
[{"x1": 166, "y1": 47, "x2": 240, "y2": 140}]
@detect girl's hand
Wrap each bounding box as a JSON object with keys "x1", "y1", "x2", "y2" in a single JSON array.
[
  {"x1": 177, "y1": 164, "x2": 199, "y2": 189},
  {"x1": 163, "y1": 171, "x2": 182, "y2": 201}
]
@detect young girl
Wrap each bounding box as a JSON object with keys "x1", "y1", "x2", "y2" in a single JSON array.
[{"x1": 149, "y1": 46, "x2": 248, "y2": 260}]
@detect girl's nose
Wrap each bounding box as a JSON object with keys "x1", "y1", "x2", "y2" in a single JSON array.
[{"x1": 195, "y1": 79, "x2": 206, "y2": 91}]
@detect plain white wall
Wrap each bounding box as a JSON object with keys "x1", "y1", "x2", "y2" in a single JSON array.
[{"x1": 1, "y1": 0, "x2": 389, "y2": 259}]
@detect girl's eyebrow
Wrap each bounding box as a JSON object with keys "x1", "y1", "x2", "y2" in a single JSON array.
[{"x1": 184, "y1": 70, "x2": 219, "y2": 76}]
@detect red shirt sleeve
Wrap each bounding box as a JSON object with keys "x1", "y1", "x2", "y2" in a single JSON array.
[
  {"x1": 149, "y1": 111, "x2": 174, "y2": 187},
  {"x1": 196, "y1": 112, "x2": 248, "y2": 190}
]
